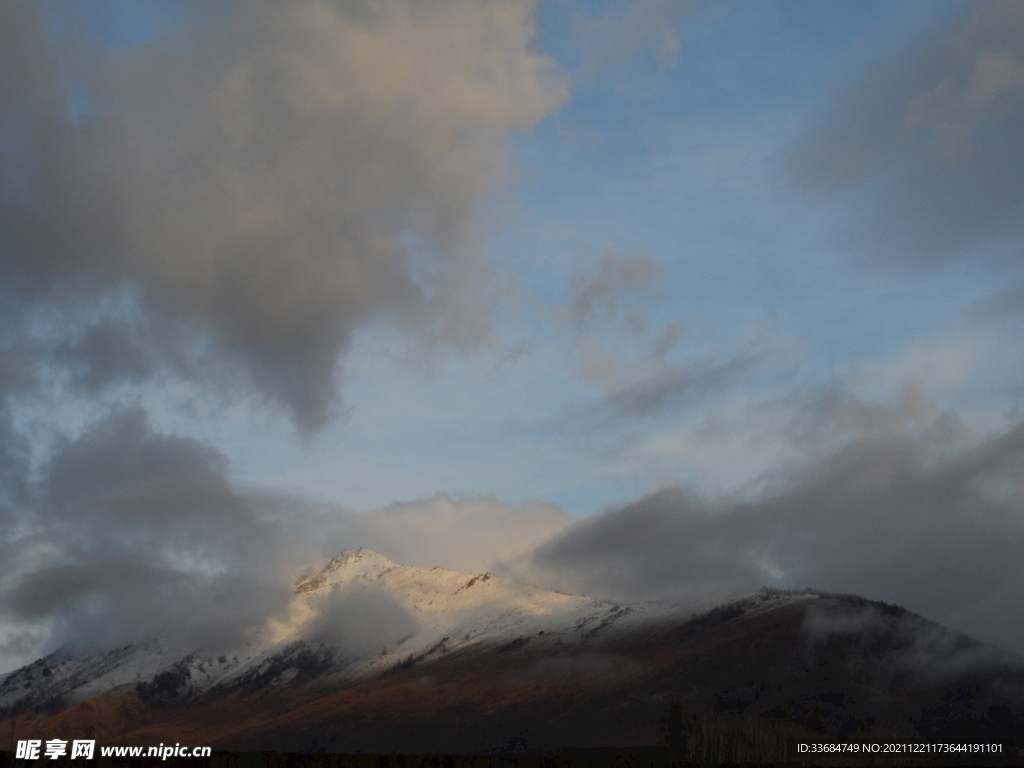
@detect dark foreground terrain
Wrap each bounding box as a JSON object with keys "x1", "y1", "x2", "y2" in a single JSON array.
[
  {"x1": 0, "y1": 747, "x2": 1020, "y2": 768},
  {"x1": 3, "y1": 591, "x2": 1024, "y2": 765}
]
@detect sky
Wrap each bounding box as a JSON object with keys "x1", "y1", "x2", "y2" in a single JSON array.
[{"x1": 2, "y1": 0, "x2": 1024, "y2": 672}]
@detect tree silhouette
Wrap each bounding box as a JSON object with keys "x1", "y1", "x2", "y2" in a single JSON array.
[{"x1": 661, "y1": 696, "x2": 686, "y2": 756}]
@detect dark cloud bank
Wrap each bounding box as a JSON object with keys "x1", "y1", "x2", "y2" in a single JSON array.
[
  {"x1": 0, "y1": 409, "x2": 304, "y2": 656},
  {"x1": 519, "y1": 415, "x2": 1024, "y2": 653}
]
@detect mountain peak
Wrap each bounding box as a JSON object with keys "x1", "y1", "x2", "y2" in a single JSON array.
[{"x1": 295, "y1": 547, "x2": 398, "y2": 594}]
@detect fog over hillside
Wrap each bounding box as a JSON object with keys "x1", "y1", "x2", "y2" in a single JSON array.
[{"x1": 2, "y1": 0, "x2": 1024, "y2": 681}]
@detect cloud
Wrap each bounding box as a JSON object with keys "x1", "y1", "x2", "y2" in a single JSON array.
[
  {"x1": 0, "y1": 409, "x2": 29, "y2": 518},
  {"x1": 789, "y1": 1, "x2": 1024, "y2": 267},
  {"x1": 570, "y1": 0, "x2": 692, "y2": 82},
  {"x1": 592, "y1": 352, "x2": 761, "y2": 422},
  {"x1": 0, "y1": 0, "x2": 565, "y2": 430},
  {"x1": 553, "y1": 251, "x2": 705, "y2": 398},
  {"x1": 0, "y1": 329, "x2": 35, "y2": 545},
  {"x1": 305, "y1": 584, "x2": 417, "y2": 655},
  {"x1": 569, "y1": 252, "x2": 666, "y2": 331},
  {"x1": 56, "y1": 317, "x2": 154, "y2": 395},
  {"x1": 802, "y1": 601, "x2": 1022, "y2": 684},
  {"x1": 0, "y1": 409, "x2": 307, "y2": 655},
  {"x1": 515, "y1": 405, "x2": 1024, "y2": 653},
  {"x1": 308, "y1": 493, "x2": 574, "y2": 576}
]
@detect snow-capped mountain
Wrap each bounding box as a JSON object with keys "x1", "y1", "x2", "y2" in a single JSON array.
[
  {"x1": 0, "y1": 548, "x2": 677, "y2": 713},
  {"x1": 4, "y1": 549, "x2": 1024, "y2": 759}
]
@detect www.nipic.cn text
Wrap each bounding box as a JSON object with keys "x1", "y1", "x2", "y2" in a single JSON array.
[{"x1": 16, "y1": 739, "x2": 212, "y2": 761}]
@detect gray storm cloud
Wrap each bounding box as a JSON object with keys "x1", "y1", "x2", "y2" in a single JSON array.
[
  {"x1": 0, "y1": 409, "x2": 308, "y2": 656},
  {"x1": 517, "y1": 406, "x2": 1024, "y2": 654},
  {"x1": 789, "y1": 1, "x2": 1024, "y2": 267},
  {"x1": 0, "y1": 0, "x2": 564, "y2": 430}
]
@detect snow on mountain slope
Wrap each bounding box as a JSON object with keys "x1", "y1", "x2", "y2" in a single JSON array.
[
  {"x1": 291, "y1": 547, "x2": 660, "y2": 645},
  {"x1": 0, "y1": 548, "x2": 683, "y2": 713},
  {"x1": 0, "y1": 637, "x2": 247, "y2": 715},
  {"x1": 218, "y1": 547, "x2": 683, "y2": 689}
]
